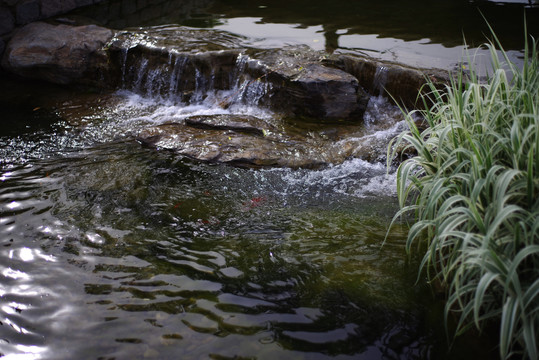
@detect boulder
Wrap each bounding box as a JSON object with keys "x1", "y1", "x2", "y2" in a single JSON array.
[
  {"x1": 1, "y1": 22, "x2": 114, "y2": 85},
  {"x1": 326, "y1": 54, "x2": 450, "y2": 108},
  {"x1": 15, "y1": 0, "x2": 39, "y2": 25},
  {"x1": 41, "y1": 0, "x2": 77, "y2": 18},
  {"x1": 108, "y1": 29, "x2": 369, "y2": 122},
  {"x1": 135, "y1": 110, "x2": 405, "y2": 168},
  {"x1": 0, "y1": 6, "x2": 14, "y2": 35},
  {"x1": 239, "y1": 47, "x2": 370, "y2": 122},
  {"x1": 106, "y1": 40, "x2": 242, "y2": 98}
]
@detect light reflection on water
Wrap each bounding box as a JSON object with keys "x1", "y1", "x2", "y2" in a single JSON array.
[
  {"x1": 71, "y1": 0, "x2": 537, "y2": 74},
  {"x1": 0, "y1": 132, "x2": 419, "y2": 359},
  {"x1": 0, "y1": 88, "x2": 495, "y2": 359}
]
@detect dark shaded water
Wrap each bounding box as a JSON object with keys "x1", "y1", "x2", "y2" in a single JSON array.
[
  {"x1": 73, "y1": 0, "x2": 539, "y2": 69},
  {"x1": 0, "y1": 140, "x2": 425, "y2": 359},
  {"x1": 0, "y1": 76, "x2": 497, "y2": 359}
]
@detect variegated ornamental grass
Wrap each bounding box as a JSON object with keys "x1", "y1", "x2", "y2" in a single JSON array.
[{"x1": 389, "y1": 27, "x2": 538, "y2": 359}]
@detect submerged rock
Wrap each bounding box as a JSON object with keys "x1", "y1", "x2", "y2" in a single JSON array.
[{"x1": 1, "y1": 22, "x2": 113, "y2": 85}]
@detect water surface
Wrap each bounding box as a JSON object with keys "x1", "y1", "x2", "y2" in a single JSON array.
[
  {"x1": 0, "y1": 76, "x2": 496, "y2": 359},
  {"x1": 73, "y1": 0, "x2": 539, "y2": 70},
  {"x1": 0, "y1": 0, "x2": 517, "y2": 357}
]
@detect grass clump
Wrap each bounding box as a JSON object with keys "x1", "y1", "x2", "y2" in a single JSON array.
[{"x1": 389, "y1": 28, "x2": 539, "y2": 359}]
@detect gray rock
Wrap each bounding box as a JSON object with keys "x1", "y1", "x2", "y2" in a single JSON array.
[
  {"x1": 41, "y1": 0, "x2": 77, "y2": 18},
  {"x1": 184, "y1": 114, "x2": 276, "y2": 137},
  {"x1": 137, "y1": 115, "x2": 333, "y2": 168},
  {"x1": 272, "y1": 62, "x2": 368, "y2": 121},
  {"x1": 2, "y1": 0, "x2": 20, "y2": 7},
  {"x1": 15, "y1": 0, "x2": 39, "y2": 25},
  {"x1": 75, "y1": 0, "x2": 95, "y2": 6},
  {"x1": 109, "y1": 29, "x2": 369, "y2": 122},
  {"x1": 105, "y1": 28, "x2": 244, "y2": 94},
  {"x1": 326, "y1": 54, "x2": 450, "y2": 108},
  {"x1": 0, "y1": 6, "x2": 14, "y2": 35},
  {"x1": 136, "y1": 111, "x2": 403, "y2": 168},
  {"x1": 2, "y1": 22, "x2": 114, "y2": 85},
  {"x1": 241, "y1": 47, "x2": 369, "y2": 122}
]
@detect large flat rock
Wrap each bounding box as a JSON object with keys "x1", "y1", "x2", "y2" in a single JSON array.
[{"x1": 137, "y1": 117, "x2": 328, "y2": 169}]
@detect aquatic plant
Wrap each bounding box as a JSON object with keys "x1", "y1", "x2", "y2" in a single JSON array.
[{"x1": 389, "y1": 25, "x2": 539, "y2": 359}]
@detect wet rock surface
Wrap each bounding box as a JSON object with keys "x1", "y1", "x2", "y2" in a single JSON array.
[
  {"x1": 136, "y1": 111, "x2": 403, "y2": 168},
  {"x1": 106, "y1": 28, "x2": 370, "y2": 122},
  {"x1": 184, "y1": 114, "x2": 276, "y2": 136},
  {"x1": 244, "y1": 47, "x2": 370, "y2": 121},
  {"x1": 1, "y1": 23, "x2": 444, "y2": 168},
  {"x1": 137, "y1": 115, "x2": 329, "y2": 168},
  {"x1": 325, "y1": 54, "x2": 450, "y2": 108},
  {"x1": 105, "y1": 29, "x2": 242, "y2": 99},
  {"x1": 1, "y1": 21, "x2": 113, "y2": 84}
]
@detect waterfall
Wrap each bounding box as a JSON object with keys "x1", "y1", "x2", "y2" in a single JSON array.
[
  {"x1": 115, "y1": 44, "x2": 272, "y2": 110},
  {"x1": 372, "y1": 66, "x2": 389, "y2": 97}
]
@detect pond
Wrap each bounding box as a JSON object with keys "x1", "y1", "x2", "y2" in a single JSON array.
[
  {"x1": 73, "y1": 0, "x2": 538, "y2": 70},
  {"x1": 2, "y1": 0, "x2": 531, "y2": 358},
  {"x1": 0, "y1": 80, "x2": 495, "y2": 360}
]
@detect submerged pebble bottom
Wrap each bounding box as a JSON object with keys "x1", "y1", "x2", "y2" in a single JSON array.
[{"x1": 0, "y1": 94, "x2": 474, "y2": 359}]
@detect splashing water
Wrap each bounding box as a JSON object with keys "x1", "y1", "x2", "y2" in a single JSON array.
[{"x1": 0, "y1": 71, "x2": 494, "y2": 360}]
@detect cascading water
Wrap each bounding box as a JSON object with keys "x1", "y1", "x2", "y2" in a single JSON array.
[
  {"x1": 114, "y1": 31, "x2": 273, "y2": 113},
  {"x1": 0, "y1": 23, "x2": 492, "y2": 360},
  {"x1": 372, "y1": 65, "x2": 389, "y2": 97}
]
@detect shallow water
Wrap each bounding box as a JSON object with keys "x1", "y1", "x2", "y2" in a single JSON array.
[{"x1": 0, "y1": 75, "x2": 497, "y2": 359}]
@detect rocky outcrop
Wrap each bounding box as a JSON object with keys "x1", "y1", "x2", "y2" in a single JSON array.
[
  {"x1": 2, "y1": 23, "x2": 448, "y2": 117},
  {"x1": 0, "y1": 0, "x2": 103, "y2": 29},
  {"x1": 1, "y1": 21, "x2": 449, "y2": 115},
  {"x1": 105, "y1": 28, "x2": 371, "y2": 122},
  {"x1": 0, "y1": 5, "x2": 15, "y2": 35},
  {"x1": 184, "y1": 114, "x2": 275, "y2": 136},
  {"x1": 243, "y1": 47, "x2": 369, "y2": 122},
  {"x1": 0, "y1": 1, "x2": 106, "y2": 61},
  {"x1": 136, "y1": 112, "x2": 403, "y2": 168},
  {"x1": 325, "y1": 54, "x2": 450, "y2": 108},
  {"x1": 1, "y1": 21, "x2": 113, "y2": 85},
  {"x1": 1, "y1": 22, "x2": 450, "y2": 168},
  {"x1": 105, "y1": 28, "x2": 243, "y2": 100}
]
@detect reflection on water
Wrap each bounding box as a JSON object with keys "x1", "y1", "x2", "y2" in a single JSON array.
[
  {"x1": 72, "y1": 0, "x2": 538, "y2": 70},
  {"x1": 0, "y1": 143, "x2": 436, "y2": 359},
  {"x1": 3, "y1": 0, "x2": 518, "y2": 353},
  {"x1": 0, "y1": 142, "x2": 420, "y2": 359},
  {"x1": 0, "y1": 77, "x2": 498, "y2": 359}
]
